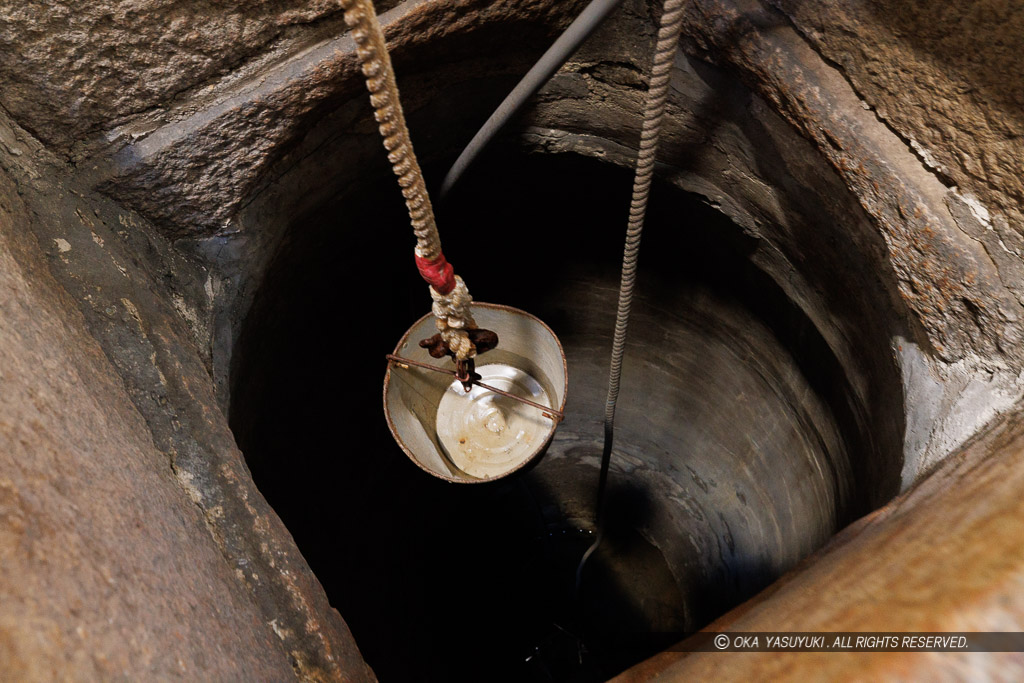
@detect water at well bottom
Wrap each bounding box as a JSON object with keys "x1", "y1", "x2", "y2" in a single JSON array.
[{"x1": 472, "y1": 518, "x2": 686, "y2": 683}]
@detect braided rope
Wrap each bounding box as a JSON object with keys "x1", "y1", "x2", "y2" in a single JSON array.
[
  {"x1": 604, "y1": 0, "x2": 685, "y2": 422},
  {"x1": 578, "y1": 0, "x2": 687, "y2": 593},
  {"x1": 340, "y1": 0, "x2": 479, "y2": 358}
]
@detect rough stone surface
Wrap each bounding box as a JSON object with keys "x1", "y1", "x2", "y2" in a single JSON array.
[
  {"x1": 93, "y1": 0, "x2": 585, "y2": 238},
  {"x1": 674, "y1": 0, "x2": 1024, "y2": 370},
  {"x1": 0, "y1": 0, "x2": 380, "y2": 156},
  {"x1": 0, "y1": 111, "x2": 374, "y2": 682},
  {"x1": 767, "y1": 0, "x2": 1024, "y2": 308},
  {"x1": 615, "y1": 401, "x2": 1024, "y2": 681},
  {"x1": 0, "y1": 160, "x2": 296, "y2": 677}
]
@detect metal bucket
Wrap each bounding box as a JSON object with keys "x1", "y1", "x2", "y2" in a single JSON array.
[{"x1": 383, "y1": 302, "x2": 567, "y2": 482}]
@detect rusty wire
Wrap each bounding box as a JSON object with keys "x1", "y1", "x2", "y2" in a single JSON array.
[{"x1": 386, "y1": 354, "x2": 565, "y2": 422}]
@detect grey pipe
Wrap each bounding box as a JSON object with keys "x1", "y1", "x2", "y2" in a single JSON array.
[{"x1": 438, "y1": 0, "x2": 624, "y2": 200}]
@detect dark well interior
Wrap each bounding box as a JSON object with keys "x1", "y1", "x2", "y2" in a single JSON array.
[{"x1": 229, "y1": 142, "x2": 907, "y2": 682}]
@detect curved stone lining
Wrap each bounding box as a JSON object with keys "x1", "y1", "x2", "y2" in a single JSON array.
[{"x1": 228, "y1": 148, "x2": 883, "y2": 673}]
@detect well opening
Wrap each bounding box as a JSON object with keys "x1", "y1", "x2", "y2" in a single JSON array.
[{"x1": 229, "y1": 137, "x2": 907, "y2": 680}]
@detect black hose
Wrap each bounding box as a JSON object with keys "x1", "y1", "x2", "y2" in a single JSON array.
[
  {"x1": 574, "y1": 421, "x2": 613, "y2": 593},
  {"x1": 438, "y1": 0, "x2": 624, "y2": 200}
]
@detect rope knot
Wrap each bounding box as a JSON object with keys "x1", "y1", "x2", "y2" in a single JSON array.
[{"x1": 427, "y1": 276, "x2": 480, "y2": 360}]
